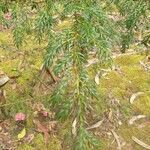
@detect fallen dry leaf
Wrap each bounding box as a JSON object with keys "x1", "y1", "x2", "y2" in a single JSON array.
[
  {"x1": 132, "y1": 136, "x2": 150, "y2": 149},
  {"x1": 72, "y1": 118, "x2": 77, "y2": 136},
  {"x1": 129, "y1": 92, "x2": 144, "y2": 104},
  {"x1": 33, "y1": 119, "x2": 49, "y2": 144},
  {"x1": 86, "y1": 119, "x2": 104, "y2": 130},
  {"x1": 128, "y1": 115, "x2": 146, "y2": 125},
  {"x1": 85, "y1": 58, "x2": 98, "y2": 67},
  {"x1": 95, "y1": 72, "x2": 100, "y2": 85},
  {"x1": 18, "y1": 128, "x2": 26, "y2": 140},
  {"x1": 111, "y1": 130, "x2": 121, "y2": 150}
]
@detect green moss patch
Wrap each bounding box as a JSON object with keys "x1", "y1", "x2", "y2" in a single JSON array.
[{"x1": 115, "y1": 55, "x2": 144, "y2": 66}]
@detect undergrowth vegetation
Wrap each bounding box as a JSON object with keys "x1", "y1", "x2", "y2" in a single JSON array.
[
  {"x1": 0, "y1": 0, "x2": 149, "y2": 150},
  {"x1": 0, "y1": 33, "x2": 149, "y2": 149}
]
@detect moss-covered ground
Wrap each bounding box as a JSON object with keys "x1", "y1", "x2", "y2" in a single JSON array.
[{"x1": 0, "y1": 30, "x2": 149, "y2": 149}]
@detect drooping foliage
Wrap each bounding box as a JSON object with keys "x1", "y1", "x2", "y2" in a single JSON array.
[
  {"x1": 114, "y1": 0, "x2": 149, "y2": 52},
  {"x1": 0, "y1": 0, "x2": 149, "y2": 149}
]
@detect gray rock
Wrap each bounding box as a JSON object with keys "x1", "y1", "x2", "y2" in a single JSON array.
[{"x1": 0, "y1": 75, "x2": 9, "y2": 87}]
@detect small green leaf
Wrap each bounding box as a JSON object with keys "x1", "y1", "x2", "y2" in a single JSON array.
[{"x1": 18, "y1": 128, "x2": 26, "y2": 140}]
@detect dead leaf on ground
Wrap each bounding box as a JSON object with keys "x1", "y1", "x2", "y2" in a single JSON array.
[
  {"x1": 85, "y1": 58, "x2": 98, "y2": 67},
  {"x1": 86, "y1": 119, "x2": 104, "y2": 130},
  {"x1": 17, "y1": 128, "x2": 26, "y2": 140},
  {"x1": 132, "y1": 136, "x2": 150, "y2": 149},
  {"x1": 111, "y1": 130, "x2": 121, "y2": 150},
  {"x1": 95, "y1": 72, "x2": 100, "y2": 85},
  {"x1": 72, "y1": 118, "x2": 77, "y2": 136},
  {"x1": 129, "y1": 92, "x2": 144, "y2": 104},
  {"x1": 128, "y1": 115, "x2": 146, "y2": 125},
  {"x1": 33, "y1": 119, "x2": 50, "y2": 144}
]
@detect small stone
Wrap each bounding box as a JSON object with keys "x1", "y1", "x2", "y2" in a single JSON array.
[{"x1": 0, "y1": 71, "x2": 9, "y2": 87}]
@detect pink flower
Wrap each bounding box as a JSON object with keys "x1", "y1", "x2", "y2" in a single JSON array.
[
  {"x1": 41, "y1": 111, "x2": 49, "y2": 117},
  {"x1": 15, "y1": 113, "x2": 26, "y2": 121},
  {"x1": 4, "y1": 12, "x2": 12, "y2": 20}
]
